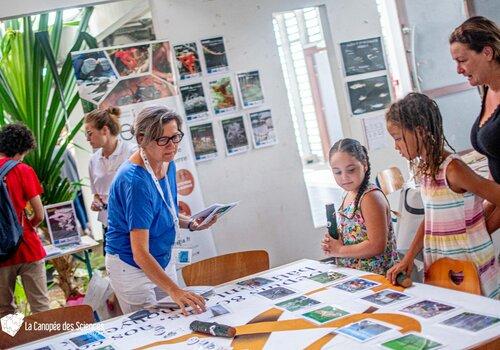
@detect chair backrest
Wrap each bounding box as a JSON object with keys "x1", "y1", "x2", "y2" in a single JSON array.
[
  {"x1": 182, "y1": 250, "x2": 270, "y2": 286},
  {"x1": 425, "y1": 257, "x2": 481, "y2": 295},
  {"x1": 0, "y1": 305, "x2": 94, "y2": 348},
  {"x1": 376, "y1": 167, "x2": 404, "y2": 195}
]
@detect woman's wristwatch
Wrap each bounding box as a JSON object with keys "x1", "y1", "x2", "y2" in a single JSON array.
[{"x1": 188, "y1": 219, "x2": 195, "y2": 232}]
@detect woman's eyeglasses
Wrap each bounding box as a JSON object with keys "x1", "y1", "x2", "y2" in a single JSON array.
[{"x1": 155, "y1": 131, "x2": 184, "y2": 146}]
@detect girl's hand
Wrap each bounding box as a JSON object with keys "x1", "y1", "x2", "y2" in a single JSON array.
[
  {"x1": 321, "y1": 233, "x2": 343, "y2": 256},
  {"x1": 386, "y1": 257, "x2": 414, "y2": 285},
  {"x1": 168, "y1": 287, "x2": 206, "y2": 316}
]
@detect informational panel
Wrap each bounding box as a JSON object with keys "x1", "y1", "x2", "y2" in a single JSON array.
[
  {"x1": 71, "y1": 40, "x2": 217, "y2": 266},
  {"x1": 347, "y1": 75, "x2": 391, "y2": 115},
  {"x1": 340, "y1": 37, "x2": 386, "y2": 76}
]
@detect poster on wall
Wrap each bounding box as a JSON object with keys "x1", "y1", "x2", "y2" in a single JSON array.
[
  {"x1": 107, "y1": 44, "x2": 150, "y2": 77},
  {"x1": 70, "y1": 51, "x2": 118, "y2": 105},
  {"x1": 249, "y1": 109, "x2": 278, "y2": 148},
  {"x1": 189, "y1": 122, "x2": 218, "y2": 162},
  {"x1": 72, "y1": 40, "x2": 178, "y2": 113},
  {"x1": 221, "y1": 116, "x2": 250, "y2": 156},
  {"x1": 347, "y1": 75, "x2": 391, "y2": 115},
  {"x1": 174, "y1": 42, "x2": 202, "y2": 80},
  {"x1": 340, "y1": 37, "x2": 386, "y2": 76},
  {"x1": 362, "y1": 115, "x2": 388, "y2": 151},
  {"x1": 236, "y1": 70, "x2": 264, "y2": 108},
  {"x1": 209, "y1": 76, "x2": 237, "y2": 115},
  {"x1": 71, "y1": 40, "x2": 217, "y2": 265},
  {"x1": 201, "y1": 36, "x2": 229, "y2": 74},
  {"x1": 180, "y1": 83, "x2": 210, "y2": 122}
]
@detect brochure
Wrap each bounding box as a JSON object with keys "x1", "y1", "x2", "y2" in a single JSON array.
[{"x1": 191, "y1": 201, "x2": 239, "y2": 226}]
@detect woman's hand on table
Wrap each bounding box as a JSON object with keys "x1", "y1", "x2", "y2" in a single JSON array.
[{"x1": 169, "y1": 287, "x2": 206, "y2": 316}]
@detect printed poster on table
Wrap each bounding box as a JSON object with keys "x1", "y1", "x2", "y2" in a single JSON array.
[
  {"x1": 71, "y1": 39, "x2": 217, "y2": 264},
  {"x1": 221, "y1": 116, "x2": 249, "y2": 156},
  {"x1": 249, "y1": 109, "x2": 278, "y2": 148},
  {"x1": 174, "y1": 42, "x2": 202, "y2": 80},
  {"x1": 180, "y1": 82, "x2": 209, "y2": 122},
  {"x1": 201, "y1": 36, "x2": 229, "y2": 74},
  {"x1": 189, "y1": 122, "x2": 218, "y2": 162},
  {"x1": 236, "y1": 70, "x2": 264, "y2": 108},
  {"x1": 209, "y1": 76, "x2": 237, "y2": 115},
  {"x1": 340, "y1": 37, "x2": 386, "y2": 76}
]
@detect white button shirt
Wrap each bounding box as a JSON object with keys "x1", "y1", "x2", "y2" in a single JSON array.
[{"x1": 89, "y1": 140, "x2": 136, "y2": 225}]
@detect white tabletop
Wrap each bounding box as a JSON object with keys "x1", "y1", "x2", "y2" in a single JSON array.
[{"x1": 16, "y1": 259, "x2": 500, "y2": 350}]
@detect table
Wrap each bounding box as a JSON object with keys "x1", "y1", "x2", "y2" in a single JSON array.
[
  {"x1": 44, "y1": 235, "x2": 99, "y2": 278},
  {"x1": 16, "y1": 259, "x2": 500, "y2": 349}
]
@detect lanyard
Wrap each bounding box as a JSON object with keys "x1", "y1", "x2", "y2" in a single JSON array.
[{"x1": 139, "y1": 148, "x2": 179, "y2": 235}]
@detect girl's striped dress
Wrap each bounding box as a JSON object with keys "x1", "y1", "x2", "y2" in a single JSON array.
[{"x1": 421, "y1": 154, "x2": 499, "y2": 298}]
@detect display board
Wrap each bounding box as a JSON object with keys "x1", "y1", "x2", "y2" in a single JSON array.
[{"x1": 71, "y1": 40, "x2": 217, "y2": 266}]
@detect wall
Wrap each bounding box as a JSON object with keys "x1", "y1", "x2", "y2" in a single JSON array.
[
  {"x1": 149, "y1": 0, "x2": 408, "y2": 267},
  {"x1": 1, "y1": 0, "x2": 408, "y2": 267}
]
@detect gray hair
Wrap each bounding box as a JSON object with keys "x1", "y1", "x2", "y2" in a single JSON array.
[{"x1": 132, "y1": 105, "x2": 183, "y2": 146}]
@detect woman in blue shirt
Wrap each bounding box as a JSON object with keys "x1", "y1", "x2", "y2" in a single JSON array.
[{"x1": 105, "y1": 106, "x2": 215, "y2": 315}]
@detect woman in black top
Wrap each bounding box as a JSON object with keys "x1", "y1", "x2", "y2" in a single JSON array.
[{"x1": 449, "y1": 16, "x2": 500, "y2": 232}]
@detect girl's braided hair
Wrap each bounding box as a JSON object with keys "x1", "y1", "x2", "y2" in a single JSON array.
[
  {"x1": 385, "y1": 93, "x2": 455, "y2": 180},
  {"x1": 329, "y1": 138, "x2": 371, "y2": 211}
]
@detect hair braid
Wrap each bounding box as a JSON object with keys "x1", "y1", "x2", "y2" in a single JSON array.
[{"x1": 353, "y1": 145, "x2": 371, "y2": 211}]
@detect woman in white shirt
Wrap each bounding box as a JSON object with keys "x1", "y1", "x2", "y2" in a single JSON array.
[{"x1": 84, "y1": 107, "x2": 136, "y2": 250}]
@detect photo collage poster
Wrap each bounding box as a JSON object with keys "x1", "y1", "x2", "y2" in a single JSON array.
[
  {"x1": 172, "y1": 35, "x2": 275, "y2": 162},
  {"x1": 71, "y1": 40, "x2": 216, "y2": 265}
]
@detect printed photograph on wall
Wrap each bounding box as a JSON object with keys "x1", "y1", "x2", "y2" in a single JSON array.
[
  {"x1": 249, "y1": 109, "x2": 277, "y2": 148},
  {"x1": 201, "y1": 36, "x2": 229, "y2": 74},
  {"x1": 71, "y1": 51, "x2": 118, "y2": 104},
  {"x1": 347, "y1": 75, "x2": 391, "y2": 115},
  {"x1": 189, "y1": 122, "x2": 218, "y2": 162},
  {"x1": 174, "y1": 42, "x2": 202, "y2": 80},
  {"x1": 236, "y1": 70, "x2": 264, "y2": 108},
  {"x1": 221, "y1": 116, "x2": 249, "y2": 156},
  {"x1": 340, "y1": 37, "x2": 386, "y2": 76},
  {"x1": 99, "y1": 75, "x2": 176, "y2": 108},
  {"x1": 44, "y1": 201, "x2": 81, "y2": 246},
  {"x1": 107, "y1": 44, "x2": 150, "y2": 77},
  {"x1": 180, "y1": 83, "x2": 209, "y2": 122},
  {"x1": 209, "y1": 76, "x2": 237, "y2": 115},
  {"x1": 152, "y1": 42, "x2": 174, "y2": 84}
]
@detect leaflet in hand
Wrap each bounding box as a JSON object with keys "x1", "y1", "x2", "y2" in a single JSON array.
[{"x1": 191, "y1": 201, "x2": 239, "y2": 226}]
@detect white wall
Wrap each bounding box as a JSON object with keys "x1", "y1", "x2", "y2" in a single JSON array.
[
  {"x1": 149, "y1": 0, "x2": 408, "y2": 267},
  {"x1": 1, "y1": 0, "x2": 408, "y2": 268}
]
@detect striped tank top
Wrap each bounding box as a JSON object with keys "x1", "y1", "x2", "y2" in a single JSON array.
[{"x1": 421, "y1": 154, "x2": 499, "y2": 298}]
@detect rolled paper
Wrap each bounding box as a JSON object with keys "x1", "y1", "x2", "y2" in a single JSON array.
[
  {"x1": 396, "y1": 272, "x2": 412, "y2": 287},
  {"x1": 189, "y1": 320, "x2": 236, "y2": 338}
]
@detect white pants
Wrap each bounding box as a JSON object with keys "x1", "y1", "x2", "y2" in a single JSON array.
[{"x1": 105, "y1": 254, "x2": 178, "y2": 314}]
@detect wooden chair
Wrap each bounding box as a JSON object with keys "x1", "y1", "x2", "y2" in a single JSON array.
[
  {"x1": 376, "y1": 166, "x2": 404, "y2": 195},
  {"x1": 182, "y1": 250, "x2": 270, "y2": 286},
  {"x1": 425, "y1": 257, "x2": 481, "y2": 295},
  {"x1": 0, "y1": 305, "x2": 94, "y2": 348}
]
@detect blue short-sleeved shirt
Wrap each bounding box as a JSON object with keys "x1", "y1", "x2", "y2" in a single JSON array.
[{"x1": 105, "y1": 160, "x2": 178, "y2": 269}]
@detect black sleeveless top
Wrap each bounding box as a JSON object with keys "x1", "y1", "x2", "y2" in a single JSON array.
[{"x1": 470, "y1": 87, "x2": 500, "y2": 183}]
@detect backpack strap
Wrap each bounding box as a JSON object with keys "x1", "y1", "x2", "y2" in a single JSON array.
[{"x1": 0, "y1": 160, "x2": 20, "y2": 179}]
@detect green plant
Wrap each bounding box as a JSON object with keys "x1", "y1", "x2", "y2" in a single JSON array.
[
  {"x1": 0, "y1": 9, "x2": 98, "y2": 301},
  {"x1": 0, "y1": 8, "x2": 97, "y2": 204}
]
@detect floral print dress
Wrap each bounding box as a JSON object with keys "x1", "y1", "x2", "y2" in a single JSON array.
[{"x1": 334, "y1": 183, "x2": 399, "y2": 275}]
